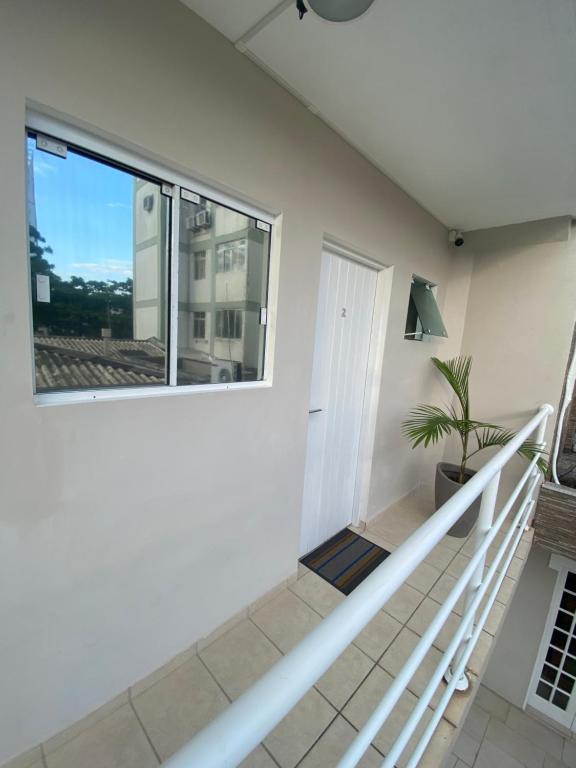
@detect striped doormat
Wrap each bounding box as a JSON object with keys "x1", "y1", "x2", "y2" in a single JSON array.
[{"x1": 300, "y1": 528, "x2": 390, "y2": 596}]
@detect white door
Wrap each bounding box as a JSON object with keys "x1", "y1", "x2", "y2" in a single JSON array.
[
  {"x1": 528, "y1": 562, "x2": 576, "y2": 729},
  {"x1": 300, "y1": 248, "x2": 378, "y2": 555}
]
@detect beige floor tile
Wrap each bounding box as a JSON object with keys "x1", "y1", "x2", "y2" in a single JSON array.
[
  {"x1": 382, "y1": 583, "x2": 425, "y2": 624},
  {"x1": 342, "y1": 666, "x2": 438, "y2": 768},
  {"x1": 516, "y1": 541, "x2": 532, "y2": 560},
  {"x1": 563, "y1": 739, "x2": 576, "y2": 768},
  {"x1": 497, "y1": 576, "x2": 518, "y2": 605},
  {"x1": 6, "y1": 764, "x2": 42, "y2": 768},
  {"x1": 544, "y1": 755, "x2": 570, "y2": 768},
  {"x1": 474, "y1": 685, "x2": 510, "y2": 721},
  {"x1": 429, "y1": 573, "x2": 465, "y2": 613},
  {"x1": 452, "y1": 729, "x2": 480, "y2": 765},
  {"x1": 289, "y1": 572, "x2": 344, "y2": 618},
  {"x1": 353, "y1": 610, "x2": 402, "y2": 661},
  {"x1": 446, "y1": 553, "x2": 472, "y2": 579},
  {"x1": 444, "y1": 673, "x2": 478, "y2": 728},
  {"x1": 360, "y1": 528, "x2": 397, "y2": 552},
  {"x1": 379, "y1": 627, "x2": 444, "y2": 708},
  {"x1": 1, "y1": 747, "x2": 43, "y2": 768},
  {"x1": 131, "y1": 647, "x2": 198, "y2": 698},
  {"x1": 43, "y1": 692, "x2": 130, "y2": 754},
  {"x1": 251, "y1": 590, "x2": 321, "y2": 653},
  {"x1": 298, "y1": 563, "x2": 311, "y2": 578},
  {"x1": 483, "y1": 599, "x2": 506, "y2": 636},
  {"x1": 44, "y1": 704, "x2": 157, "y2": 768},
  {"x1": 505, "y1": 707, "x2": 564, "y2": 760},
  {"x1": 425, "y1": 543, "x2": 458, "y2": 571},
  {"x1": 407, "y1": 597, "x2": 493, "y2": 676},
  {"x1": 405, "y1": 561, "x2": 443, "y2": 594},
  {"x1": 475, "y1": 740, "x2": 524, "y2": 768},
  {"x1": 239, "y1": 746, "x2": 278, "y2": 767},
  {"x1": 498, "y1": 556, "x2": 524, "y2": 581},
  {"x1": 418, "y1": 718, "x2": 456, "y2": 768},
  {"x1": 131, "y1": 655, "x2": 229, "y2": 761},
  {"x1": 440, "y1": 533, "x2": 467, "y2": 552},
  {"x1": 298, "y1": 716, "x2": 382, "y2": 768},
  {"x1": 316, "y1": 644, "x2": 374, "y2": 710},
  {"x1": 485, "y1": 719, "x2": 546, "y2": 768},
  {"x1": 199, "y1": 619, "x2": 281, "y2": 700},
  {"x1": 264, "y1": 689, "x2": 336, "y2": 768},
  {"x1": 462, "y1": 703, "x2": 490, "y2": 742},
  {"x1": 407, "y1": 597, "x2": 458, "y2": 642}
]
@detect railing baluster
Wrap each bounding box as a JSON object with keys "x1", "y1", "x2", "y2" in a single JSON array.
[
  {"x1": 161, "y1": 405, "x2": 553, "y2": 768},
  {"x1": 446, "y1": 470, "x2": 501, "y2": 691}
]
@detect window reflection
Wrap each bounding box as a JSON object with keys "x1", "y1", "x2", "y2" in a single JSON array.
[
  {"x1": 177, "y1": 196, "x2": 270, "y2": 385},
  {"x1": 27, "y1": 134, "x2": 169, "y2": 392}
]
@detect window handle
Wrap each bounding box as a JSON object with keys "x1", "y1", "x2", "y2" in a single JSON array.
[{"x1": 308, "y1": 408, "x2": 323, "y2": 414}]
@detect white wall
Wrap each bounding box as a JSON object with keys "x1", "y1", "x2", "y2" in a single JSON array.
[
  {"x1": 0, "y1": 0, "x2": 469, "y2": 760},
  {"x1": 483, "y1": 545, "x2": 558, "y2": 708},
  {"x1": 444, "y1": 218, "x2": 576, "y2": 494},
  {"x1": 452, "y1": 218, "x2": 576, "y2": 707}
]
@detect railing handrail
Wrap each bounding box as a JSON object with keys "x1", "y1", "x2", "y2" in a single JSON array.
[{"x1": 163, "y1": 403, "x2": 553, "y2": 768}]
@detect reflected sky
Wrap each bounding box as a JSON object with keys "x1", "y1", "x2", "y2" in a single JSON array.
[{"x1": 27, "y1": 137, "x2": 134, "y2": 282}]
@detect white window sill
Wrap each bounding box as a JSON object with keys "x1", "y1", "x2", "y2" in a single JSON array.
[{"x1": 34, "y1": 379, "x2": 272, "y2": 407}]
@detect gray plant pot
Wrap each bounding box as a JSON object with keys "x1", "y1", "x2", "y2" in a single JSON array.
[{"x1": 435, "y1": 462, "x2": 481, "y2": 538}]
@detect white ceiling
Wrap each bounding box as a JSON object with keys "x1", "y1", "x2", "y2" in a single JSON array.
[{"x1": 180, "y1": 0, "x2": 576, "y2": 230}]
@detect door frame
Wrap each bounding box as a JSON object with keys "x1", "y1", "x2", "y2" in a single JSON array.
[
  {"x1": 319, "y1": 236, "x2": 393, "y2": 528},
  {"x1": 525, "y1": 553, "x2": 576, "y2": 729}
]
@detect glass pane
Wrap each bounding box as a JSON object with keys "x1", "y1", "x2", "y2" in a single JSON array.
[
  {"x1": 558, "y1": 674, "x2": 575, "y2": 694},
  {"x1": 553, "y1": 690, "x2": 570, "y2": 710},
  {"x1": 565, "y1": 656, "x2": 576, "y2": 677},
  {"x1": 566, "y1": 572, "x2": 576, "y2": 593},
  {"x1": 27, "y1": 133, "x2": 169, "y2": 391},
  {"x1": 541, "y1": 664, "x2": 558, "y2": 685},
  {"x1": 547, "y1": 647, "x2": 563, "y2": 667},
  {"x1": 176, "y1": 194, "x2": 270, "y2": 385},
  {"x1": 536, "y1": 681, "x2": 553, "y2": 701},
  {"x1": 561, "y1": 592, "x2": 576, "y2": 614},
  {"x1": 410, "y1": 281, "x2": 448, "y2": 338},
  {"x1": 556, "y1": 610, "x2": 573, "y2": 632},
  {"x1": 551, "y1": 629, "x2": 569, "y2": 650},
  {"x1": 570, "y1": 638, "x2": 576, "y2": 657}
]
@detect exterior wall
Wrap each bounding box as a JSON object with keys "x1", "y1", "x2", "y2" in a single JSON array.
[
  {"x1": 445, "y1": 217, "x2": 576, "y2": 495},
  {"x1": 0, "y1": 0, "x2": 469, "y2": 761},
  {"x1": 483, "y1": 546, "x2": 557, "y2": 708},
  {"x1": 452, "y1": 218, "x2": 576, "y2": 709}
]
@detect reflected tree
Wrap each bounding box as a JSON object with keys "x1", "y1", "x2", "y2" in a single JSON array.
[{"x1": 29, "y1": 225, "x2": 134, "y2": 339}]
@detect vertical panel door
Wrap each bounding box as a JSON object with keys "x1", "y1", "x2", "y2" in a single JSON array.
[{"x1": 300, "y1": 248, "x2": 378, "y2": 555}]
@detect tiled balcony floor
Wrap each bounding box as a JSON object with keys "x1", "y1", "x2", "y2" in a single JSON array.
[
  {"x1": 5, "y1": 494, "x2": 532, "y2": 768},
  {"x1": 446, "y1": 685, "x2": 576, "y2": 768}
]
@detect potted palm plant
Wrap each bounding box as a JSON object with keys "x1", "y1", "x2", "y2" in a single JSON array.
[{"x1": 402, "y1": 356, "x2": 547, "y2": 537}]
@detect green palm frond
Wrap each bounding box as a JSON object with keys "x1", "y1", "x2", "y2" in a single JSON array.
[
  {"x1": 403, "y1": 356, "x2": 547, "y2": 480},
  {"x1": 516, "y1": 439, "x2": 549, "y2": 474},
  {"x1": 402, "y1": 405, "x2": 460, "y2": 448},
  {"x1": 471, "y1": 427, "x2": 548, "y2": 474},
  {"x1": 431, "y1": 356, "x2": 472, "y2": 419}
]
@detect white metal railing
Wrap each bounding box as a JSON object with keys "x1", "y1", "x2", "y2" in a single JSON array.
[{"x1": 163, "y1": 404, "x2": 553, "y2": 768}]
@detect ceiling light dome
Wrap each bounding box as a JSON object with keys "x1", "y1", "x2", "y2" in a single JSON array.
[{"x1": 301, "y1": 0, "x2": 376, "y2": 22}]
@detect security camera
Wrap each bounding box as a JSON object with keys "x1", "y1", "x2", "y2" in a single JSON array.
[{"x1": 449, "y1": 229, "x2": 465, "y2": 247}]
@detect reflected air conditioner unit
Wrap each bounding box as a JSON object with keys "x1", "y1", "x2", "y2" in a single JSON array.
[
  {"x1": 194, "y1": 209, "x2": 211, "y2": 229},
  {"x1": 211, "y1": 359, "x2": 235, "y2": 384}
]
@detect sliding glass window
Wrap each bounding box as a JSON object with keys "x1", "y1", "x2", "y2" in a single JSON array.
[
  {"x1": 177, "y1": 194, "x2": 270, "y2": 385},
  {"x1": 26, "y1": 125, "x2": 272, "y2": 396}
]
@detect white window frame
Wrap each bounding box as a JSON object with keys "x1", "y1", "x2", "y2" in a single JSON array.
[
  {"x1": 26, "y1": 110, "x2": 279, "y2": 406},
  {"x1": 526, "y1": 553, "x2": 576, "y2": 729}
]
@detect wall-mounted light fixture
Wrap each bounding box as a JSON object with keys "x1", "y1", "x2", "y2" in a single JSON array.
[{"x1": 297, "y1": 0, "x2": 376, "y2": 22}]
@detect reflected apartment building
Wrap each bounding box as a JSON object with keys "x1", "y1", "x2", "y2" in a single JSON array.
[{"x1": 132, "y1": 180, "x2": 270, "y2": 385}]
